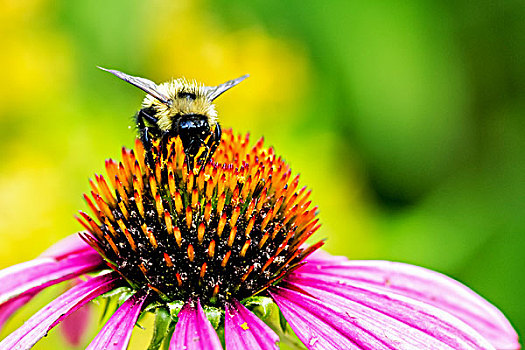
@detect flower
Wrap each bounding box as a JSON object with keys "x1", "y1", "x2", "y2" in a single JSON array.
[{"x1": 0, "y1": 130, "x2": 520, "y2": 349}]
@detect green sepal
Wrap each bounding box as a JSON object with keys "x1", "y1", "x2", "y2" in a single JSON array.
[
  {"x1": 203, "y1": 305, "x2": 223, "y2": 329},
  {"x1": 242, "y1": 296, "x2": 304, "y2": 348},
  {"x1": 167, "y1": 300, "x2": 222, "y2": 329},
  {"x1": 167, "y1": 300, "x2": 184, "y2": 317},
  {"x1": 279, "y1": 309, "x2": 289, "y2": 333},
  {"x1": 216, "y1": 322, "x2": 226, "y2": 348},
  {"x1": 96, "y1": 286, "x2": 134, "y2": 324},
  {"x1": 162, "y1": 320, "x2": 177, "y2": 350},
  {"x1": 89, "y1": 269, "x2": 114, "y2": 278},
  {"x1": 117, "y1": 289, "x2": 136, "y2": 305},
  {"x1": 147, "y1": 307, "x2": 173, "y2": 350},
  {"x1": 137, "y1": 300, "x2": 163, "y2": 326},
  {"x1": 98, "y1": 298, "x2": 115, "y2": 325},
  {"x1": 99, "y1": 285, "x2": 134, "y2": 300},
  {"x1": 242, "y1": 296, "x2": 289, "y2": 332},
  {"x1": 143, "y1": 300, "x2": 163, "y2": 314},
  {"x1": 242, "y1": 296, "x2": 276, "y2": 322}
]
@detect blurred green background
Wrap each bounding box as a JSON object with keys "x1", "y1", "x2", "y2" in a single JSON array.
[{"x1": 0, "y1": 0, "x2": 523, "y2": 348}]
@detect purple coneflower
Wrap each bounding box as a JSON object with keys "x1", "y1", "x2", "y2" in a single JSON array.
[{"x1": 0, "y1": 130, "x2": 520, "y2": 349}]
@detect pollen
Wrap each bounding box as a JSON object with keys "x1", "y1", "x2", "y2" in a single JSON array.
[{"x1": 79, "y1": 130, "x2": 322, "y2": 306}]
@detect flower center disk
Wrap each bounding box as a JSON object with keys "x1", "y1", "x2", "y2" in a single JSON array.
[{"x1": 78, "y1": 130, "x2": 321, "y2": 306}]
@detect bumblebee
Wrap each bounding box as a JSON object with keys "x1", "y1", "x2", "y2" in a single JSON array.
[{"x1": 99, "y1": 67, "x2": 248, "y2": 169}]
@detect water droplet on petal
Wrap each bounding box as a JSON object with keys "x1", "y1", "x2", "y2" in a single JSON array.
[{"x1": 309, "y1": 336, "x2": 319, "y2": 346}]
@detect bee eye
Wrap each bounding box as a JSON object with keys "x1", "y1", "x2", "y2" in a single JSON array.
[{"x1": 178, "y1": 92, "x2": 197, "y2": 100}]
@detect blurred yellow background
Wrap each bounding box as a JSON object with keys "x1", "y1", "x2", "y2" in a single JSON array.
[{"x1": 0, "y1": 0, "x2": 523, "y2": 348}]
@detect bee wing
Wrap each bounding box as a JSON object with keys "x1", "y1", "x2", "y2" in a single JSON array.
[
  {"x1": 205, "y1": 74, "x2": 249, "y2": 101},
  {"x1": 98, "y1": 67, "x2": 171, "y2": 105}
]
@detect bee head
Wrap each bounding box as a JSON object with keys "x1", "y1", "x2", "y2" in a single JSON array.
[{"x1": 99, "y1": 67, "x2": 248, "y2": 131}]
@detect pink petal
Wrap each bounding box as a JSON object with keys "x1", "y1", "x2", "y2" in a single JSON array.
[
  {"x1": 269, "y1": 287, "x2": 377, "y2": 349},
  {"x1": 40, "y1": 233, "x2": 95, "y2": 259},
  {"x1": 170, "y1": 298, "x2": 223, "y2": 350},
  {"x1": 86, "y1": 289, "x2": 148, "y2": 350},
  {"x1": 279, "y1": 277, "x2": 496, "y2": 350},
  {"x1": 0, "y1": 273, "x2": 119, "y2": 349},
  {"x1": 0, "y1": 250, "x2": 103, "y2": 305},
  {"x1": 225, "y1": 298, "x2": 279, "y2": 350},
  {"x1": 0, "y1": 235, "x2": 102, "y2": 330},
  {"x1": 295, "y1": 258, "x2": 519, "y2": 349},
  {"x1": 272, "y1": 285, "x2": 493, "y2": 350},
  {"x1": 60, "y1": 293, "x2": 93, "y2": 346},
  {"x1": 0, "y1": 293, "x2": 36, "y2": 329},
  {"x1": 304, "y1": 249, "x2": 348, "y2": 265}
]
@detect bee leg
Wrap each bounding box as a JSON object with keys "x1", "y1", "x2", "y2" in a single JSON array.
[
  {"x1": 208, "y1": 123, "x2": 222, "y2": 159},
  {"x1": 159, "y1": 131, "x2": 172, "y2": 163},
  {"x1": 136, "y1": 110, "x2": 156, "y2": 169},
  {"x1": 195, "y1": 142, "x2": 211, "y2": 168},
  {"x1": 184, "y1": 145, "x2": 196, "y2": 171},
  {"x1": 139, "y1": 108, "x2": 159, "y2": 125},
  {"x1": 142, "y1": 127, "x2": 156, "y2": 169},
  {"x1": 194, "y1": 123, "x2": 221, "y2": 170}
]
